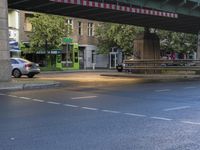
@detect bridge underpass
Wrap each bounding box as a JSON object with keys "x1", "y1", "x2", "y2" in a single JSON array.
[{"x1": 1, "y1": 0, "x2": 200, "y2": 81}]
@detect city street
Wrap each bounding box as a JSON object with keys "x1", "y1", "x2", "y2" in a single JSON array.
[{"x1": 1, "y1": 72, "x2": 200, "y2": 150}]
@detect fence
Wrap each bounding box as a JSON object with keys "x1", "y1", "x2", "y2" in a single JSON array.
[{"x1": 123, "y1": 59, "x2": 200, "y2": 73}]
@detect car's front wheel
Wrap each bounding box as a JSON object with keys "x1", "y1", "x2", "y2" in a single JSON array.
[{"x1": 12, "y1": 69, "x2": 22, "y2": 78}]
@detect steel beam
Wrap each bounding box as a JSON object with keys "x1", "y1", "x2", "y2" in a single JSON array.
[
  {"x1": 191, "y1": 3, "x2": 200, "y2": 10},
  {"x1": 115, "y1": 0, "x2": 200, "y2": 17},
  {"x1": 178, "y1": 0, "x2": 187, "y2": 7},
  {"x1": 8, "y1": 0, "x2": 29, "y2": 6}
]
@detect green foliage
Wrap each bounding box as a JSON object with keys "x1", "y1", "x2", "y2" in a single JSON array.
[
  {"x1": 96, "y1": 23, "x2": 197, "y2": 57},
  {"x1": 29, "y1": 13, "x2": 72, "y2": 52},
  {"x1": 95, "y1": 23, "x2": 143, "y2": 55},
  {"x1": 158, "y1": 30, "x2": 197, "y2": 53}
]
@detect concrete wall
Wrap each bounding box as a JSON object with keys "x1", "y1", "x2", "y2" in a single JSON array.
[
  {"x1": 95, "y1": 54, "x2": 108, "y2": 68},
  {"x1": 0, "y1": 0, "x2": 11, "y2": 81},
  {"x1": 134, "y1": 32, "x2": 160, "y2": 59},
  {"x1": 69, "y1": 17, "x2": 98, "y2": 45},
  {"x1": 81, "y1": 45, "x2": 108, "y2": 69}
]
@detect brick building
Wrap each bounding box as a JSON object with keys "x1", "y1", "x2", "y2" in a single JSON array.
[{"x1": 8, "y1": 10, "x2": 109, "y2": 69}]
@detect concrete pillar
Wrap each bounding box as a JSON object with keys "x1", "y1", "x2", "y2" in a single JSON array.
[
  {"x1": 197, "y1": 31, "x2": 200, "y2": 60},
  {"x1": 134, "y1": 31, "x2": 160, "y2": 60},
  {"x1": 0, "y1": 0, "x2": 11, "y2": 81}
]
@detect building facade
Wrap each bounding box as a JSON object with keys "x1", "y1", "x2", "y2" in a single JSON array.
[{"x1": 9, "y1": 10, "x2": 109, "y2": 69}]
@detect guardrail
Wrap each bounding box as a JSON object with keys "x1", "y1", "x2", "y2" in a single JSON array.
[{"x1": 121, "y1": 59, "x2": 200, "y2": 73}]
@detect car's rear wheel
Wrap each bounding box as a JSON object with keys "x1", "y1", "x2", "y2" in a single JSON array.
[
  {"x1": 12, "y1": 69, "x2": 22, "y2": 78},
  {"x1": 27, "y1": 73, "x2": 35, "y2": 78}
]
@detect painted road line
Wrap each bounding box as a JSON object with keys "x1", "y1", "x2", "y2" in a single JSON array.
[
  {"x1": 63, "y1": 104, "x2": 79, "y2": 108},
  {"x1": 155, "y1": 89, "x2": 171, "y2": 92},
  {"x1": 47, "y1": 101, "x2": 60, "y2": 105},
  {"x1": 164, "y1": 106, "x2": 191, "y2": 111},
  {"x1": 150, "y1": 117, "x2": 172, "y2": 121},
  {"x1": 184, "y1": 86, "x2": 196, "y2": 89},
  {"x1": 181, "y1": 121, "x2": 200, "y2": 125},
  {"x1": 71, "y1": 96, "x2": 97, "y2": 100},
  {"x1": 10, "y1": 137, "x2": 15, "y2": 141},
  {"x1": 0, "y1": 93, "x2": 6, "y2": 96},
  {"x1": 101, "y1": 110, "x2": 121, "y2": 114},
  {"x1": 7, "y1": 95, "x2": 18, "y2": 98},
  {"x1": 32, "y1": 99, "x2": 45, "y2": 103},
  {"x1": 81, "y1": 107, "x2": 98, "y2": 111},
  {"x1": 124, "y1": 113, "x2": 146, "y2": 117},
  {"x1": 19, "y1": 97, "x2": 31, "y2": 100}
]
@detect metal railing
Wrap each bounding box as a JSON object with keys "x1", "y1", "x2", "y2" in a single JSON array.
[{"x1": 123, "y1": 59, "x2": 200, "y2": 72}]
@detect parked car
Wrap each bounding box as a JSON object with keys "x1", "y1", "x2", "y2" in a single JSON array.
[{"x1": 11, "y1": 58, "x2": 40, "y2": 78}]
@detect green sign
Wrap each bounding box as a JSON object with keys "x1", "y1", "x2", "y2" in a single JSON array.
[{"x1": 63, "y1": 37, "x2": 73, "y2": 43}]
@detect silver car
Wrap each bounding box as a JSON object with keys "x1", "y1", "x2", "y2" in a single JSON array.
[{"x1": 11, "y1": 58, "x2": 40, "y2": 78}]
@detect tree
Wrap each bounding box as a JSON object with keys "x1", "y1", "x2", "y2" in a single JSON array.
[
  {"x1": 29, "y1": 13, "x2": 72, "y2": 66},
  {"x1": 158, "y1": 30, "x2": 197, "y2": 54},
  {"x1": 95, "y1": 23, "x2": 143, "y2": 56}
]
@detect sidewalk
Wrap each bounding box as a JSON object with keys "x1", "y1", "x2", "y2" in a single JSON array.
[{"x1": 1, "y1": 70, "x2": 200, "y2": 91}]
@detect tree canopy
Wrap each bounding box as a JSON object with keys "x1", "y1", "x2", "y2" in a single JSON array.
[
  {"x1": 29, "y1": 13, "x2": 72, "y2": 52},
  {"x1": 95, "y1": 23, "x2": 143, "y2": 55},
  {"x1": 158, "y1": 30, "x2": 197, "y2": 53},
  {"x1": 95, "y1": 23, "x2": 197, "y2": 57}
]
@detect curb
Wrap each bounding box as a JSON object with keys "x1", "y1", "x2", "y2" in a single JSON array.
[
  {"x1": 100, "y1": 73, "x2": 200, "y2": 80},
  {"x1": 0, "y1": 82, "x2": 60, "y2": 91},
  {"x1": 41, "y1": 69, "x2": 115, "y2": 74}
]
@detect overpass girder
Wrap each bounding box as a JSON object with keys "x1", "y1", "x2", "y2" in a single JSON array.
[{"x1": 116, "y1": 0, "x2": 200, "y2": 18}]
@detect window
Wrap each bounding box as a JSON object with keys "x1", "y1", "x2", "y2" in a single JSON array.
[
  {"x1": 11, "y1": 59, "x2": 19, "y2": 64},
  {"x1": 66, "y1": 19, "x2": 73, "y2": 34},
  {"x1": 24, "y1": 13, "x2": 33, "y2": 32},
  {"x1": 78, "y1": 21, "x2": 82, "y2": 36},
  {"x1": 88, "y1": 22, "x2": 94, "y2": 36},
  {"x1": 66, "y1": 19, "x2": 73, "y2": 29}
]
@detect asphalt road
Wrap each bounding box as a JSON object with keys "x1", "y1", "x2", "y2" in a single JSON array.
[{"x1": 1, "y1": 72, "x2": 200, "y2": 150}]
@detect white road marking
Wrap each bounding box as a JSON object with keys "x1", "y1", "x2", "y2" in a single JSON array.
[
  {"x1": 7, "y1": 95, "x2": 18, "y2": 98},
  {"x1": 47, "y1": 101, "x2": 60, "y2": 105},
  {"x1": 71, "y1": 96, "x2": 97, "y2": 100},
  {"x1": 6, "y1": 94, "x2": 200, "y2": 127},
  {"x1": 124, "y1": 113, "x2": 146, "y2": 117},
  {"x1": 19, "y1": 97, "x2": 31, "y2": 100},
  {"x1": 155, "y1": 89, "x2": 171, "y2": 92},
  {"x1": 81, "y1": 107, "x2": 98, "y2": 111},
  {"x1": 184, "y1": 86, "x2": 196, "y2": 89},
  {"x1": 181, "y1": 121, "x2": 200, "y2": 125},
  {"x1": 164, "y1": 106, "x2": 191, "y2": 111},
  {"x1": 32, "y1": 99, "x2": 45, "y2": 103},
  {"x1": 101, "y1": 110, "x2": 121, "y2": 114},
  {"x1": 150, "y1": 117, "x2": 172, "y2": 121},
  {"x1": 10, "y1": 137, "x2": 15, "y2": 141},
  {"x1": 63, "y1": 104, "x2": 79, "y2": 108}
]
